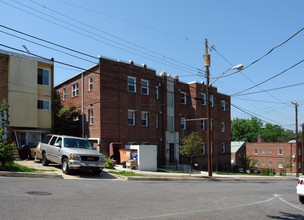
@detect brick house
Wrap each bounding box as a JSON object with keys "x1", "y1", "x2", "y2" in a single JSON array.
[
  {"x1": 55, "y1": 56, "x2": 231, "y2": 171},
  {"x1": 0, "y1": 49, "x2": 54, "y2": 147},
  {"x1": 246, "y1": 136, "x2": 301, "y2": 173}
]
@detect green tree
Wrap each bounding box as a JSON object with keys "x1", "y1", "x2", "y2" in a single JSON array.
[
  {"x1": 179, "y1": 132, "x2": 203, "y2": 175},
  {"x1": 231, "y1": 117, "x2": 263, "y2": 142},
  {"x1": 52, "y1": 91, "x2": 80, "y2": 136},
  {"x1": 0, "y1": 99, "x2": 14, "y2": 168},
  {"x1": 239, "y1": 156, "x2": 252, "y2": 173}
]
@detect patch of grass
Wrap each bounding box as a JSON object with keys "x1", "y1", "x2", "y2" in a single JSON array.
[
  {"x1": 158, "y1": 168, "x2": 200, "y2": 174},
  {"x1": 108, "y1": 170, "x2": 144, "y2": 177},
  {"x1": 0, "y1": 163, "x2": 37, "y2": 172}
]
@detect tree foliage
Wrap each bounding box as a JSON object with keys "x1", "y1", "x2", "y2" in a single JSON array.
[
  {"x1": 231, "y1": 117, "x2": 296, "y2": 143},
  {"x1": 52, "y1": 92, "x2": 80, "y2": 136},
  {"x1": 179, "y1": 132, "x2": 203, "y2": 174},
  {"x1": 0, "y1": 99, "x2": 14, "y2": 168}
]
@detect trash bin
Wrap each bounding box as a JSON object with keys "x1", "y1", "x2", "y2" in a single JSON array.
[{"x1": 132, "y1": 153, "x2": 138, "y2": 167}]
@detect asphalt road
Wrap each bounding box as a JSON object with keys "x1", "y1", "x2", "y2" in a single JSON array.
[{"x1": 0, "y1": 177, "x2": 303, "y2": 220}]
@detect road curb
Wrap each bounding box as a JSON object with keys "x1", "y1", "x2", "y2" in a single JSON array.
[{"x1": 0, "y1": 171, "x2": 63, "y2": 179}]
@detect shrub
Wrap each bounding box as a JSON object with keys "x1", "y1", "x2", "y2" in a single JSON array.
[{"x1": 104, "y1": 157, "x2": 115, "y2": 169}]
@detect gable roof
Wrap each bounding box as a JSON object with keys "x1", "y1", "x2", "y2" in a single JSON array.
[{"x1": 231, "y1": 141, "x2": 245, "y2": 153}]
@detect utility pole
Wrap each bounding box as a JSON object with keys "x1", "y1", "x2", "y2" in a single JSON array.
[
  {"x1": 302, "y1": 123, "x2": 304, "y2": 175},
  {"x1": 292, "y1": 102, "x2": 299, "y2": 177},
  {"x1": 204, "y1": 39, "x2": 212, "y2": 177}
]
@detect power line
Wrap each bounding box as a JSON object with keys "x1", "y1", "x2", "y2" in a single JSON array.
[
  {"x1": 232, "y1": 59, "x2": 304, "y2": 96},
  {"x1": 232, "y1": 81, "x2": 304, "y2": 97}
]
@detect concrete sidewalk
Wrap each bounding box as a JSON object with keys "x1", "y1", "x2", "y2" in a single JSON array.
[{"x1": 0, "y1": 160, "x2": 298, "y2": 181}]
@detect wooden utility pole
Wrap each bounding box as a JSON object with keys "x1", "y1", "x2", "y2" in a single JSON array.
[
  {"x1": 204, "y1": 39, "x2": 212, "y2": 177},
  {"x1": 292, "y1": 102, "x2": 299, "y2": 177}
]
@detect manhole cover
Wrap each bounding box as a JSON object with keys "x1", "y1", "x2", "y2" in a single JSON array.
[{"x1": 26, "y1": 191, "x2": 52, "y2": 196}]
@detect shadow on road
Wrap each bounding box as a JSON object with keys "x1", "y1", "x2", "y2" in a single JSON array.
[{"x1": 267, "y1": 211, "x2": 304, "y2": 219}]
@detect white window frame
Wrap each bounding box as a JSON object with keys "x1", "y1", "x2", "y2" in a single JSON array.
[
  {"x1": 278, "y1": 162, "x2": 283, "y2": 169},
  {"x1": 221, "y1": 122, "x2": 225, "y2": 132},
  {"x1": 72, "y1": 82, "x2": 79, "y2": 97},
  {"x1": 128, "y1": 76, "x2": 136, "y2": 93},
  {"x1": 88, "y1": 75, "x2": 93, "y2": 91},
  {"x1": 141, "y1": 79, "x2": 149, "y2": 95},
  {"x1": 201, "y1": 93, "x2": 206, "y2": 105},
  {"x1": 278, "y1": 149, "x2": 283, "y2": 155},
  {"x1": 37, "y1": 100, "x2": 50, "y2": 110},
  {"x1": 156, "y1": 86, "x2": 159, "y2": 100},
  {"x1": 201, "y1": 142, "x2": 206, "y2": 155},
  {"x1": 181, "y1": 92, "x2": 186, "y2": 104},
  {"x1": 63, "y1": 88, "x2": 66, "y2": 101},
  {"x1": 89, "y1": 109, "x2": 93, "y2": 125},
  {"x1": 221, "y1": 100, "x2": 225, "y2": 111},
  {"x1": 37, "y1": 68, "x2": 50, "y2": 86},
  {"x1": 269, "y1": 162, "x2": 272, "y2": 167},
  {"x1": 210, "y1": 95, "x2": 214, "y2": 107},
  {"x1": 221, "y1": 143, "x2": 225, "y2": 153},
  {"x1": 141, "y1": 111, "x2": 149, "y2": 127},
  {"x1": 128, "y1": 110, "x2": 136, "y2": 126},
  {"x1": 262, "y1": 161, "x2": 265, "y2": 167},
  {"x1": 181, "y1": 117, "x2": 186, "y2": 130},
  {"x1": 254, "y1": 148, "x2": 258, "y2": 154},
  {"x1": 262, "y1": 149, "x2": 265, "y2": 154}
]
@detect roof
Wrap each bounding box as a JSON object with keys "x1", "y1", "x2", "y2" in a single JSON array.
[
  {"x1": 231, "y1": 141, "x2": 245, "y2": 153},
  {"x1": 0, "y1": 49, "x2": 53, "y2": 65}
]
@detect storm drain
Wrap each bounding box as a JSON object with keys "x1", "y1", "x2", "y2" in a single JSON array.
[{"x1": 26, "y1": 191, "x2": 52, "y2": 196}]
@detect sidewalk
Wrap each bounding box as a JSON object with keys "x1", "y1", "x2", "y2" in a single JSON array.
[{"x1": 0, "y1": 160, "x2": 298, "y2": 181}]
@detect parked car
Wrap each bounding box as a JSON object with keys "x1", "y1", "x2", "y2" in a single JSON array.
[
  {"x1": 297, "y1": 176, "x2": 304, "y2": 203},
  {"x1": 40, "y1": 135, "x2": 105, "y2": 175},
  {"x1": 30, "y1": 142, "x2": 42, "y2": 162}
]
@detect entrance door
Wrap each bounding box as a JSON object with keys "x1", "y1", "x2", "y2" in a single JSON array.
[{"x1": 169, "y1": 143, "x2": 175, "y2": 163}]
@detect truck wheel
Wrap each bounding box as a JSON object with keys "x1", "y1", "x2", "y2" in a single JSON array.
[
  {"x1": 92, "y1": 170, "x2": 102, "y2": 176},
  {"x1": 299, "y1": 195, "x2": 304, "y2": 204},
  {"x1": 62, "y1": 158, "x2": 71, "y2": 174},
  {"x1": 42, "y1": 153, "x2": 49, "y2": 166}
]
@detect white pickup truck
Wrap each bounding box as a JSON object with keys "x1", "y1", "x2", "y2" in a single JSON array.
[{"x1": 40, "y1": 134, "x2": 105, "y2": 175}]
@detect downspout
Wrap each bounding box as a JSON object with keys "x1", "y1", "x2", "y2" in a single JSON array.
[{"x1": 81, "y1": 72, "x2": 84, "y2": 138}]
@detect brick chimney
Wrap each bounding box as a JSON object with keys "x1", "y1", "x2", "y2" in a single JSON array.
[{"x1": 258, "y1": 134, "x2": 262, "y2": 143}]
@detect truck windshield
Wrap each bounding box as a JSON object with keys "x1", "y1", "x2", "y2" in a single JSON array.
[{"x1": 63, "y1": 138, "x2": 93, "y2": 149}]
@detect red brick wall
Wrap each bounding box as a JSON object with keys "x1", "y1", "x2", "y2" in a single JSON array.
[{"x1": 0, "y1": 55, "x2": 8, "y2": 102}]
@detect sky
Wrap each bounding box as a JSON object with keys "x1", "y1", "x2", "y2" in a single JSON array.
[{"x1": 1, "y1": 0, "x2": 303, "y2": 132}]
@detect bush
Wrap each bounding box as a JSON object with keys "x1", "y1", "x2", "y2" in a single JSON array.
[{"x1": 104, "y1": 157, "x2": 114, "y2": 169}]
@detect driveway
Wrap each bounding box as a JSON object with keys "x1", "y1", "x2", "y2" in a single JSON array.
[{"x1": 14, "y1": 160, "x2": 119, "y2": 180}]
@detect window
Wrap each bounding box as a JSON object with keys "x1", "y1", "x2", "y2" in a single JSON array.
[
  {"x1": 262, "y1": 149, "x2": 265, "y2": 154},
  {"x1": 89, "y1": 109, "x2": 93, "y2": 125},
  {"x1": 210, "y1": 119, "x2": 213, "y2": 131},
  {"x1": 254, "y1": 161, "x2": 258, "y2": 167},
  {"x1": 37, "y1": 100, "x2": 50, "y2": 110},
  {"x1": 167, "y1": 116, "x2": 174, "y2": 132},
  {"x1": 181, "y1": 117, "x2": 186, "y2": 130},
  {"x1": 156, "y1": 86, "x2": 159, "y2": 100},
  {"x1": 278, "y1": 162, "x2": 283, "y2": 169},
  {"x1": 88, "y1": 75, "x2": 93, "y2": 91},
  {"x1": 210, "y1": 95, "x2": 214, "y2": 107},
  {"x1": 141, "y1": 112, "x2": 149, "y2": 127},
  {"x1": 221, "y1": 122, "x2": 225, "y2": 132},
  {"x1": 141, "y1": 79, "x2": 149, "y2": 95},
  {"x1": 221, "y1": 100, "x2": 225, "y2": 111},
  {"x1": 181, "y1": 92, "x2": 186, "y2": 104},
  {"x1": 128, "y1": 110, "x2": 136, "y2": 126},
  {"x1": 201, "y1": 143, "x2": 206, "y2": 155},
  {"x1": 63, "y1": 88, "x2": 66, "y2": 101},
  {"x1": 269, "y1": 162, "x2": 272, "y2": 167},
  {"x1": 254, "y1": 148, "x2": 258, "y2": 154},
  {"x1": 72, "y1": 83, "x2": 79, "y2": 97},
  {"x1": 299, "y1": 162, "x2": 301, "y2": 169},
  {"x1": 201, "y1": 93, "x2": 206, "y2": 105},
  {"x1": 37, "y1": 68, "x2": 50, "y2": 86},
  {"x1": 299, "y1": 148, "x2": 301, "y2": 155},
  {"x1": 156, "y1": 115, "x2": 159, "y2": 128},
  {"x1": 201, "y1": 120, "x2": 205, "y2": 130},
  {"x1": 269, "y1": 148, "x2": 272, "y2": 154},
  {"x1": 128, "y1": 76, "x2": 136, "y2": 93},
  {"x1": 262, "y1": 161, "x2": 265, "y2": 166},
  {"x1": 167, "y1": 92, "x2": 174, "y2": 107},
  {"x1": 278, "y1": 149, "x2": 283, "y2": 155},
  {"x1": 221, "y1": 143, "x2": 225, "y2": 153}
]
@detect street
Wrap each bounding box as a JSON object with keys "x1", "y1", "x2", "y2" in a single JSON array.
[{"x1": 0, "y1": 177, "x2": 303, "y2": 220}]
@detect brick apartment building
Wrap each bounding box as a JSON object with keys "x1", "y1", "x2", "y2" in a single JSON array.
[
  {"x1": 0, "y1": 49, "x2": 54, "y2": 147},
  {"x1": 246, "y1": 136, "x2": 301, "y2": 173},
  {"x1": 55, "y1": 56, "x2": 231, "y2": 171}
]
